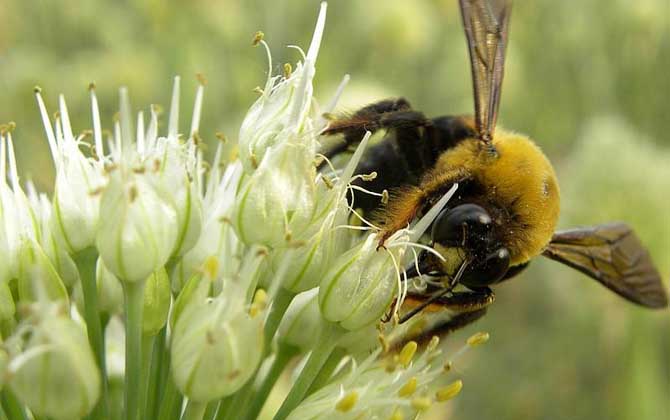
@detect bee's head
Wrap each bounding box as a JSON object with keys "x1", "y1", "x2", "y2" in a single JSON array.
[{"x1": 405, "y1": 203, "x2": 511, "y2": 287}]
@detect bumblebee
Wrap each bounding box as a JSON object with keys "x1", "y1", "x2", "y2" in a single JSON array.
[{"x1": 321, "y1": 0, "x2": 668, "y2": 334}]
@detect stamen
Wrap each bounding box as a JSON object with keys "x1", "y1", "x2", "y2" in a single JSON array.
[
  {"x1": 410, "y1": 396, "x2": 432, "y2": 411},
  {"x1": 58, "y1": 94, "x2": 75, "y2": 141},
  {"x1": 397, "y1": 376, "x2": 418, "y2": 397},
  {"x1": 388, "y1": 407, "x2": 405, "y2": 420},
  {"x1": 398, "y1": 341, "x2": 418, "y2": 368},
  {"x1": 435, "y1": 380, "x2": 463, "y2": 402},
  {"x1": 335, "y1": 390, "x2": 358, "y2": 412},
  {"x1": 466, "y1": 332, "x2": 490, "y2": 347}
]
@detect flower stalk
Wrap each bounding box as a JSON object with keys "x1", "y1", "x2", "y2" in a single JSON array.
[
  {"x1": 123, "y1": 279, "x2": 145, "y2": 420},
  {"x1": 273, "y1": 322, "x2": 343, "y2": 420},
  {"x1": 73, "y1": 246, "x2": 109, "y2": 420}
]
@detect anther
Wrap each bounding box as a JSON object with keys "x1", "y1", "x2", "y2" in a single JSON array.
[
  {"x1": 252, "y1": 31, "x2": 265, "y2": 46},
  {"x1": 426, "y1": 336, "x2": 440, "y2": 353},
  {"x1": 435, "y1": 380, "x2": 463, "y2": 402},
  {"x1": 283, "y1": 63, "x2": 292, "y2": 78},
  {"x1": 196, "y1": 73, "x2": 207, "y2": 86},
  {"x1": 202, "y1": 256, "x2": 219, "y2": 280},
  {"x1": 388, "y1": 407, "x2": 405, "y2": 420},
  {"x1": 335, "y1": 391, "x2": 358, "y2": 412},
  {"x1": 466, "y1": 332, "x2": 489, "y2": 347},
  {"x1": 397, "y1": 377, "x2": 417, "y2": 397},
  {"x1": 215, "y1": 132, "x2": 227, "y2": 143},
  {"x1": 410, "y1": 396, "x2": 432, "y2": 411},
  {"x1": 398, "y1": 341, "x2": 418, "y2": 368}
]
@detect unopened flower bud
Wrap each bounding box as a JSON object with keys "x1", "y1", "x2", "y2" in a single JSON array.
[
  {"x1": 38, "y1": 94, "x2": 105, "y2": 254},
  {"x1": 273, "y1": 228, "x2": 331, "y2": 293},
  {"x1": 171, "y1": 294, "x2": 263, "y2": 401},
  {"x1": 232, "y1": 144, "x2": 316, "y2": 247},
  {"x1": 8, "y1": 314, "x2": 100, "y2": 419},
  {"x1": 96, "y1": 172, "x2": 177, "y2": 283},
  {"x1": 277, "y1": 289, "x2": 328, "y2": 351},
  {"x1": 17, "y1": 239, "x2": 68, "y2": 303},
  {"x1": 319, "y1": 234, "x2": 399, "y2": 331},
  {"x1": 142, "y1": 268, "x2": 171, "y2": 336}
]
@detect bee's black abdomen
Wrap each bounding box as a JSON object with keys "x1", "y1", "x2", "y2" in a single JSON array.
[{"x1": 321, "y1": 99, "x2": 476, "y2": 213}]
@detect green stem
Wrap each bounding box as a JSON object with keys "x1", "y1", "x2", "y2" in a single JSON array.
[
  {"x1": 145, "y1": 328, "x2": 167, "y2": 420},
  {"x1": 202, "y1": 402, "x2": 219, "y2": 420},
  {"x1": 263, "y1": 288, "x2": 295, "y2": 354},
  {"x1": 0, "y1": 390, "x2": 26, "y2": 420},
  {"x1": 241, "y1": 344, "x2": 298, "y2": 420},
  {"x1": 123, "y1": 280, "x2": 145, "y2": 420},
  {"x1": 139, "y1": 334, "x2": 156, "y2": 420},
  {"x1": 213, "y1": 396, "x2": 233, "y2": 420},
  {"x1": 181, "y1": 401, "x2": 206, "y2": 420},
  {"x1": 272, "y1": 324, "x2": 342, "y2": 420},
  {"x1": 157, "y1": 375, "x2": 181, "y2": 420},
  {"x1": 305, "y1": 346, "x2": 346, "y2": 395},
  {"x1": 74, "y1": 247, "x2": 109, "y2": 420}
]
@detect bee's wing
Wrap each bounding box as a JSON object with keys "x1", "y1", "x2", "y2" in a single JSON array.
[
  {"x1": 542, "y1": 222, "x2": 668, "y2": 308},
  {"x1": 459, "y1": 0, "x2": 511, "y2": 143}
]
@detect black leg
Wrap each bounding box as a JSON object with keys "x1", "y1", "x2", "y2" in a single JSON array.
[{"x1": 321, "y1": 97, "x2": 430, "y2": 159}]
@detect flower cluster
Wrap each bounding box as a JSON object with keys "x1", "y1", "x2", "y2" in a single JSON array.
[{"x1": 0, "y1": 3, "x2": 486, "y2": 420}]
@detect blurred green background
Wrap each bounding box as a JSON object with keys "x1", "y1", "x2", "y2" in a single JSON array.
[{"x1": 1, "y1": 0, "x2": 668, "y2": 419}]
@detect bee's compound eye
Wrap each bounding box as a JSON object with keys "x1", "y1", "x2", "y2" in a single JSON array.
[
  {"x1": 461, "y1": 247, "x2": 511, "y2": 287},
  {"x1": 431, "y1": 204, "x2": 493, "y2": 247}
]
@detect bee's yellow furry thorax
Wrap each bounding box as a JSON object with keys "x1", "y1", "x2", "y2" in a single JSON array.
[{"x1": 435, "y1": 130, "x2": 561, "y2": 265}]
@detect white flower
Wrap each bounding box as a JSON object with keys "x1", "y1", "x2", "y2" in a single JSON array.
[
  {"x1": 170, "y1": 264, "x2": 264, "y2": 402},
  {"x1": 287, "y1": 332, "x2": 488, "y2": 420},
  {"x1": 238, "y1": 2, "x2": 327, "y2": 172},
  {"x1": 35, "y1": 88, "x2": 106, "y2": 254},
  {"x1": 96, "y1": 169, "x2": 178, "y2": 283}
]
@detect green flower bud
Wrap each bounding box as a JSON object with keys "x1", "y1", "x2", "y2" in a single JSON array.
[
  {"x1": 273, "y1": 225, "x2": 337, "y2": 293},
  {"x1": 171, "y1": 293, "x2": 263, "y2": 402},
  {"x1": 96, "y1": 171, "x2": 177, "y2": 283},
  {"x1": 232, "y1": 144, "x2": 316, "y2": 247},
  {"x1": 142, "y1": 268, "x2": 171, "y2": 336},
  {"x1": 277, "y1": 289, "x2": 328, "y2": 351},
  {"x1": 319, "y1": 234, "x2": 399, "y2": 331},
  {"x1": 17, "y1": 239, "x2": 68, "y2": 303},
  {"x1": 8, "y1": 314, "x2": 101, "y2": 419}
]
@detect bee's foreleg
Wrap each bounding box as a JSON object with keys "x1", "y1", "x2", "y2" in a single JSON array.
[{"x1": 321, "y1": 97, "x2": 430, "y2": 159}]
